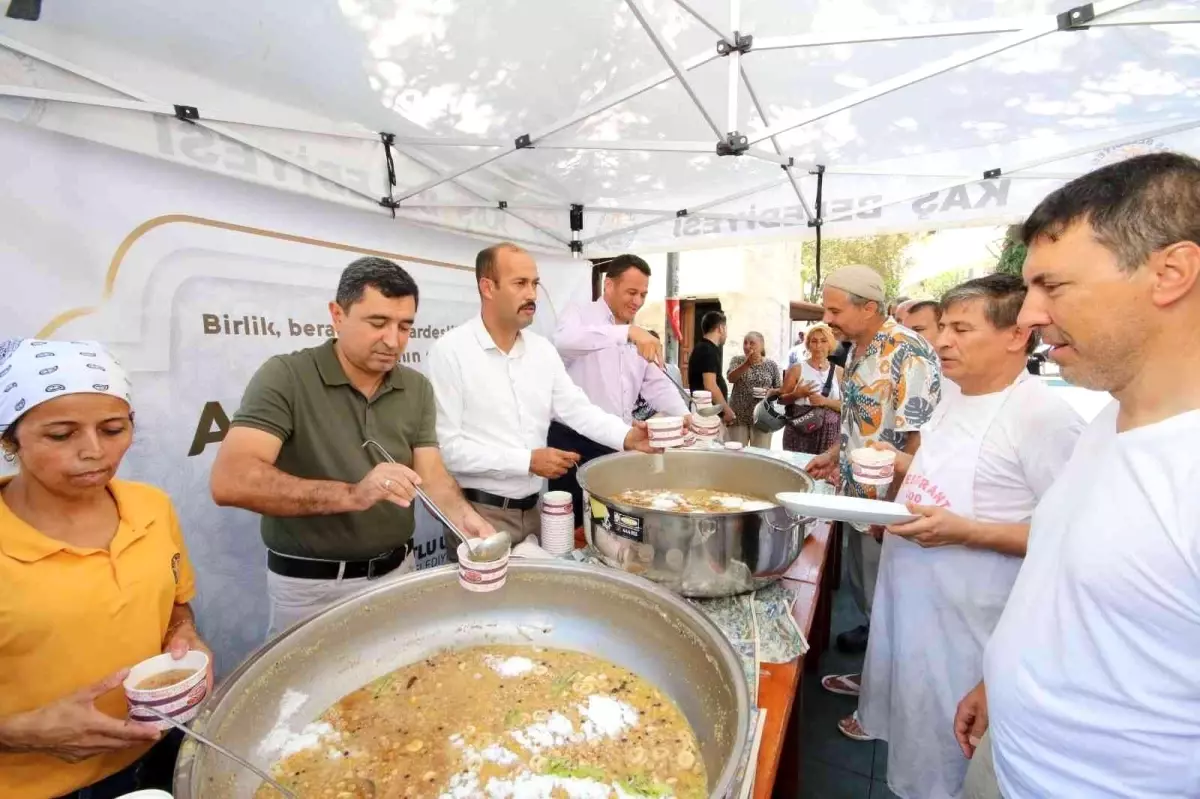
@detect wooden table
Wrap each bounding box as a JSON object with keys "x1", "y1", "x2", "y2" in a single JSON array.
[{"x1": 752, "y1": 520, "x2": 836, "y2": 799}]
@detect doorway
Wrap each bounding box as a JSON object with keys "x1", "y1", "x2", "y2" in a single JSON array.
[{"x1": 679, "y1": 297, "x2": 722, "y2": 389}]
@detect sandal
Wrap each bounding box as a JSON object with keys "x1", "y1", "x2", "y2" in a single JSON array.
[
  {"x1": 837, "y1": 712, "x2": 875, "y2": 742},
  {"x1": 821, "y1": 673, "x2": 861, "y2": 697}
]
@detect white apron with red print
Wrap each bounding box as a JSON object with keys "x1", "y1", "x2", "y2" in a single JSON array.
[{"x1": 859, "y1": 374, "x2": 1033, "y2": 799}]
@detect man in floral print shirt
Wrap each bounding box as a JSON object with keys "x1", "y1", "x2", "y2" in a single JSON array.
[{"x1": 806, "y1": 265, "x2": 941, "y2": 697}]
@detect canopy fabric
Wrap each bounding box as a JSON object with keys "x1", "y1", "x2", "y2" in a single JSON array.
[{"x1": 2, "y1": 0, "x2": 1198, "y2": 255}]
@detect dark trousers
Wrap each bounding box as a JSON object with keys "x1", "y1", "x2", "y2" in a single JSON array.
[
  {"x1": 547, "y1": 421, "x2": 617, "y2": 527},
  {"x1": 56, "y1": 730, "x2": 183, "y2": 799}
]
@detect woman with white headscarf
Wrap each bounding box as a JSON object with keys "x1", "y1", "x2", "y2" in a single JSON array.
[{"x1": 0, "y1": 339, "x2": 211, "y2": 799}]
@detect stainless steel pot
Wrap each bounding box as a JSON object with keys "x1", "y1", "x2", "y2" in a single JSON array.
[
  {"x1": 577, "y1": 449, "x2": 815, "y2": 598},
  {"x1": 173, "y1": 561, "x2": 751, "y2": 798}
]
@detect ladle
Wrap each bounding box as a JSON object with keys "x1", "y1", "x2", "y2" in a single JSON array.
[
  {"x1": 361, "y1": 440, "x2": 512, "y2": 562},
  {"x1": 657, "y1": 363, "x2": 722, "y2": 417},
  {"x1": 143, "y1": 707, "x2": 299, "y2": 799}
]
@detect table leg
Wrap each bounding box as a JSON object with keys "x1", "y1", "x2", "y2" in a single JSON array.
[{"x1": 830, "y1": 522, "x2": 843, "y2": 591}]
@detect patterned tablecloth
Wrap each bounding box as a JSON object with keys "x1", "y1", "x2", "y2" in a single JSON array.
[{"x1": 569, "y1": 446, "x2": 831, "y2": 703}]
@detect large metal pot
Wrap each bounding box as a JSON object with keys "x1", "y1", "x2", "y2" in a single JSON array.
[
  {"x1": 174, "y1": 561, "x2": 751, "y2": 798},
  {"x1": 577, "y1": 449, "x2": 815, "y2": 597}
]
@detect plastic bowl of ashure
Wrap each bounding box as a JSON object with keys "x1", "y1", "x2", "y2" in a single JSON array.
[
  {"x1": 457, "y1": 541, "x2": 510, "y2": 592},
  {"x1": 173, "y1": 562, "x2": 751, "y2": 799}
]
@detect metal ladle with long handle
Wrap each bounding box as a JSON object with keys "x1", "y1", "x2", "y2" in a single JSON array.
[
  {"x1": 655, "y1": 361, "x2": 723, "y2": 417},
  {"x1": 143, "y1": 707, "x2": 300, "y2": 799},
  {"x1": 361, "y1": 439, "x2": 512, "y2": 562}
]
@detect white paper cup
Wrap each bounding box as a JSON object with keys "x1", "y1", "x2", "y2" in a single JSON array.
[
  {"x1": 124, "y1": 651, "x2": 210, "y2": 730},
  {"x1": 540, "y1": 492, "x2": 575, "y2": 555},
  {"x1": 723, "y1": 441, "x2": 744, "y2": 450},
  {"x1": 691, "y1": 390, "x2": 712, "y2": 406},
  {"x1": 542, "y1": 490, "x2": 573, "y2": 508},
  {"x1": 458, "y1": 542, "x2": 509, "y2": 592},
  {"x1": 850, "y1": 447, "x2": 897, "y2": 486},
  {"x1": 116, "y1": 791, "x2": 175, "y2": 799}
]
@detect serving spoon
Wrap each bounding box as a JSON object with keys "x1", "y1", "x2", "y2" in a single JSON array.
[
  {"x1": 143, "y1": 707, "x2": 300, "y2": 799},
  {"x1": 656, "y1": 363, "x2": 722, "y2": 417},
  {"x1": 361, "y1": 440, "x2": 512, "y2": 562}
]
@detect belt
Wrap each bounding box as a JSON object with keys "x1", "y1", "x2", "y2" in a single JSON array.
[
  {"x1": 463, "y1": 488, "x2": 539, "y2": 511},
  {"x1": 267, "y1": 540, "x2": 413, "y2": 581}
]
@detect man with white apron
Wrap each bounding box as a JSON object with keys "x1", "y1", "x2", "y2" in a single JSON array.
[{"x1": 849, "y1": 275, "x2": 1085, "y2": 799}]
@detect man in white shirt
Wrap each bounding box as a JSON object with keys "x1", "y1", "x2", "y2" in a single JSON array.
[
  {"x1": 955, "y1": 152, "x2": 1200, "y2": 799},
  {"x1": 427, "y1": 243, "x2": 654, "y2": 558},
  {"x1": 844, "y1": 274, "x2": 1084, "y2": 799}
]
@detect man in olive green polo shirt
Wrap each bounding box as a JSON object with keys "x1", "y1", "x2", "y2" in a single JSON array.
[{"x1": 211, "y1": 256, "x2": 494, "y2": 638}]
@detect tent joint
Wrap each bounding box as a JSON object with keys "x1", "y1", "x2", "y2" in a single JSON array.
[
  {"x1": 514, "y1": 134, "x2": 533, "y2": 149},
  {"x1": 1058, "y1": 3, "x2": 1095, "y2": 30},
  {"x1": 983, "y1": 167, "x2": 1003, "y2": 179},
  {"x1": 716, "y1": 132, "x2": 750, "y2": 156},
  {"x1": 676, "y1": 209, "x2": 689, "y2": 217},
  {"x1": 173, "y1": 104, "x2": 199, "y2": 123},
  {"x1": 498, "y1": 200, "x2": 508, "y2": 209},
  {"x1": 716, "y1": 32, "x2": 753, "y2": 56}
]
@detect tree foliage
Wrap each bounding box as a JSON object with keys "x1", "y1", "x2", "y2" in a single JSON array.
[
  {"x1": 800, "y1": 233, "x2": 920, "y2": 303},
  {"x1": 994, "y1": 224, "x2": 1026, "y2": 277},
  {"x1": 914, "y1": 269, "x2": 971, "y2": 302}
]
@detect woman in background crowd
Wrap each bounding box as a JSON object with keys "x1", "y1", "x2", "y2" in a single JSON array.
[
  {"x1": 0, "y1": 339, "x2": 211, "y2": 799},
  {"x1": 725, "y1": 331, "x2": 781, "y2": 448},
  {"x1": 778, "y1": 323, "x2": 843, "y2": 454}
]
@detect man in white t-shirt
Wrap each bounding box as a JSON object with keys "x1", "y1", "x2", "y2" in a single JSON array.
[
  {"x1": 842, "y1": 275, "x2": 1084, "y2": 799},
  {"x1": 955, "y1": 152, "x2": 1200, "y2": 799}
]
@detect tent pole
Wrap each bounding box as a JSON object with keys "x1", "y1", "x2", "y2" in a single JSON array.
[
  {"x1": 811, "y1": 166, "x2": 826, "y2": 294},
  {"x1": 754, "y1": 9, "x2": 1198, "y2": 49},
  {"x1": 738, "y1": 63, "x2": 814, "y2": 222},
  {"x1": 726, "y1": 0, "x2": 741, "y2": 134},
  {"x1": 750, "y1": 0, "x2": 1148, "y2": 145},
  {"x1": 666, "y1": 252, "x2": 681, "y2": 368},
  {"x1": 394, "y1": 45, "x2": 720, "y2": 202},
  {"x1": 668, "y1": 0, "x2": 734, "y2": 44},
  {"x1": 624, "y1": 0, "x2": 725, "y2": 139}
]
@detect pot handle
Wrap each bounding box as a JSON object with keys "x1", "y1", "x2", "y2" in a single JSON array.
[{"x1": 763, "y1": 509, "x2": 813, "y2": 532}]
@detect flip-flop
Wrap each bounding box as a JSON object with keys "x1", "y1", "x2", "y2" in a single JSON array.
[
  {"x1": 821, "y1": 673, "x2": 861, "y2": 697},
  {"x1": 838, "y1": 712, "x2": 875, "y2": 742}
]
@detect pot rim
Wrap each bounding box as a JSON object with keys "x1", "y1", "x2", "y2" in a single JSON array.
[{"x1": 174, "y1": 560, "x2": 752, "y2": 799}]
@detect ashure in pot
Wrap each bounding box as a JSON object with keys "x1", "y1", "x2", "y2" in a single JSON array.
[
  {"x1": 577, "y1": 450, "x2": 816, "y2": 598},
  {"x1": 174, "y1": 561, "x2": 751, "y2": 798}
]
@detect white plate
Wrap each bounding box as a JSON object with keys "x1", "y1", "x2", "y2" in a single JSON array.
[{"x1": 774, "y1": 492, "x2": 918, "y2": 526}]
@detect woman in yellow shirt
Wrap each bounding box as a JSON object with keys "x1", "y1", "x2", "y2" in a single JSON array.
[{"x1": 0, "y1": 339, "x2": 212, "y2": 799}]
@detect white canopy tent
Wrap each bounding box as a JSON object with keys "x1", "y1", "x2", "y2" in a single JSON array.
[{"x1": 2, "y1": 0, "x2": 1199, "y2": 261}]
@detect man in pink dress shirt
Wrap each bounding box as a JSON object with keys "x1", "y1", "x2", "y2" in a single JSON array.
[{"x1": 551, "y1": 254, "x2": 691, "y2": 525}]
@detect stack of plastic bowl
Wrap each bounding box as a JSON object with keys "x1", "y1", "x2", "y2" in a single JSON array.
[
  {"x1": 646, "y1": 415, "x2": 687, "y2": 448},
  {"x1": 691, "y1": 413, "x2": 722, "y2": 445},
  {"x1": 539, "y1": 491, "x2": 575, "y2": 555}
]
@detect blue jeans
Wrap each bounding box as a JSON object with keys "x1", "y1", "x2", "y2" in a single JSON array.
[{"x1": 56, "y1": 731, "x2": 182, "y2": 799}]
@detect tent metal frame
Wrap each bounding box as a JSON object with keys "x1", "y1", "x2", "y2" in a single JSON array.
[{"x1": 2, "y1": 0, "x2": 1195, "y2": 253}]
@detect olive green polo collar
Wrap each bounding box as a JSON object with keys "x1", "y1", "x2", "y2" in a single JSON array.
[{"x1": 313, "y1": 339, "x2": 405, "y2": 392}]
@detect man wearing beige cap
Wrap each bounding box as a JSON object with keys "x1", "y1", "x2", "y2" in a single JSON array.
[{"x1": 806, "y1": 265, "x2": 942, "y2": 707}]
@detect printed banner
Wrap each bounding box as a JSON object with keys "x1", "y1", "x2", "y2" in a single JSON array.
[{"x1": 0, "y1": 119, "x2": 590, "y2": 677}]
